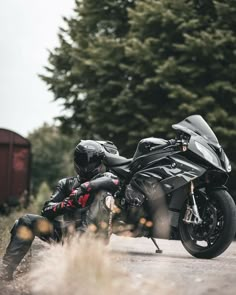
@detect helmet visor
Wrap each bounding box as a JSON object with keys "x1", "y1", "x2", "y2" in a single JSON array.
[{"x1": 74, "y1": 151, "x2": 101, "y2": 168}]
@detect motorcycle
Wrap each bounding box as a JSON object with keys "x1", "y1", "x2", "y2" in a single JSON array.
[{"x1": 99, "y1": 115, "x2": 236, "y2": 259}]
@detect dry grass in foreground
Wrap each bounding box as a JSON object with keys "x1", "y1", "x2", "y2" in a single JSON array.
[
  {"x1": 1, "y1": 234, "x2": 175, "y2": 295},
  {"x1": 30, "y1": 236, "x2": 136, "y2": 295},
  {"x1": 29, "y1": 236, "x2": 173, "y2": 295}
]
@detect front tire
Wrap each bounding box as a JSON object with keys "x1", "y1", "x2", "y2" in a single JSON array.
[{"x1": 179, "y1": 189, "x2": 236, "y2": 259}]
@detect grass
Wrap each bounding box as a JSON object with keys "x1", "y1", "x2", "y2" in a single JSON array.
[
  {"x1": 30, "y1": 236, "x2": 131, "y2": 295},
  {"x1": 29, "y1": 236, "x2": 173, "y2": 295},
  {"x1": 0, "y1": 182, "x2": 50, "y2": 256},
  {"x1": 2, "y1": 232, "x2": 173, "y2": 295}
]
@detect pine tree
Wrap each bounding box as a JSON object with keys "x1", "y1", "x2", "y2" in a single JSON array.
[
  {"x1": 41, "y1": 0, "x2": 134, "y2": 151},
  {"x1": 41, "y1": 0, "x2": 236, "y2": 193},
  {"x1": 120, "y1": 0, "x2": 236, "y2": 177}
]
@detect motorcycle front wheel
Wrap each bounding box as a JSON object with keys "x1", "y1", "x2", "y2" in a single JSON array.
[{"x1": 179, "y1": 189, "x2": 236, "y2": 259}]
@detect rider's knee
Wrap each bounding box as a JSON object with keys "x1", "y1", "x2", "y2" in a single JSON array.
[
  {"x1": 18, "y1": 214, "x2": 34, "y2": 227},
  {"x1": 10, "y1": 214, "x2": 32, "y2": 234},
  {"x1": 13, "y1": 214, "x2": 35, "y2": 241}
]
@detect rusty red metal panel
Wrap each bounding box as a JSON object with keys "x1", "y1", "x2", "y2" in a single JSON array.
[
  {"x1": 0, "y1": 128, "x2": 30, "y2": 145},
  {"x1": 0, "y1": 145, "x2": 9, "y2": 203},
  {"x1": 0, "y1": 128, "x2": 31, "y2": 207},
  {"x1": 12, "y1": 147, "x2": 30, "y2": 200}
]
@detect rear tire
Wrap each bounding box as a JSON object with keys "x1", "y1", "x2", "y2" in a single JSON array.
[{"x1": 179, "y1": 189, "x2": 236, "y2": 259}]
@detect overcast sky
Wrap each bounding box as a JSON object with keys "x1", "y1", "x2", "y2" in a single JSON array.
[{"x1": 0, "y1": 0, "x2": 75, "y2": 137}]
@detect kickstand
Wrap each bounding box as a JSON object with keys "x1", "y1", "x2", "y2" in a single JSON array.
[{"x1": 151, "y1": 237, "x2": 163, "y2": 254}]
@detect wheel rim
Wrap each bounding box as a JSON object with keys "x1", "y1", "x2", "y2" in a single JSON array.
[{"x1": 182, "y1": 193, "x2": 225, "y2": 249}]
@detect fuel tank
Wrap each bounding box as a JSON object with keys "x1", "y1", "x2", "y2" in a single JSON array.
[
  {"x1": 130, "y1": 138, "x2": 171, "y2": 172},
  {"x1": 133, "y1": 137, "x2": 167, "y2": 159}
]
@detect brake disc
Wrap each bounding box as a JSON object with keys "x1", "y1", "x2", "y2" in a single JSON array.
[{"x1": 188, "y1": 202, "x2": 217, "y2": 241}]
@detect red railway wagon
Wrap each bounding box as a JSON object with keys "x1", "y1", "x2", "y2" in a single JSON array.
[{"x1": 0, "y1": 128, "x2": 31, "y2": 210}]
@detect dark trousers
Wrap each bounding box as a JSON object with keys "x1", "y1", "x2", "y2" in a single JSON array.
[
  {"x1": 2, "y1": 191, "x2": 113, "y2": 273},
  {"x1": 2, "y1": 214, "x2": 61, "y2": 273}
]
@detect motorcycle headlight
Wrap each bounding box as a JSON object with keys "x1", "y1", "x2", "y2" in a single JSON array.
[
  {"x1": 224, "y1": 154, "x2": 232, "y2": 172},
  {"x1": 195, "y1": 142, "x2": 220, "y2": 168}
]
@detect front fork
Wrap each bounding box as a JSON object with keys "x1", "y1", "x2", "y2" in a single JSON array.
[{"x1": 183, "y1": 182, "x2": 203, "y2": 225}]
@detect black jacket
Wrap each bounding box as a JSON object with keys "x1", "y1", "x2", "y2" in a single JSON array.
[
  {"x1": 41, "y1": 173, "x2": 119, "y2": 220},
  {"x1": 41, "y1": 176, "x2": 80, "y2": 220}
]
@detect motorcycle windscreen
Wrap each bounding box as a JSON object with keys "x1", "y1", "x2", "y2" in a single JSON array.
[{"x1": 172, "y1": 115, "x2": 220, "y2": 148}]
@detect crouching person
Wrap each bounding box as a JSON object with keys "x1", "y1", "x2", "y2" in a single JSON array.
[{"x1": 0, "y1": 140, "x2": 119, "y2": 281}]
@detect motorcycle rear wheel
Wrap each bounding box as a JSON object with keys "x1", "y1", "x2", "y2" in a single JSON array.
[{"x1": 179, "y1": 189, "x2": 236, "y2": 259}]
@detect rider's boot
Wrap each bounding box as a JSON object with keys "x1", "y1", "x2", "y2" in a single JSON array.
[{"x1": 0, "y1": 214, "x2": 42, "y2": 280}]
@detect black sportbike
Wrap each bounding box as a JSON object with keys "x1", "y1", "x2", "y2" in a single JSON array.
[{"x1": 99, "y1": 115, "x2": 236, "y2": 259}]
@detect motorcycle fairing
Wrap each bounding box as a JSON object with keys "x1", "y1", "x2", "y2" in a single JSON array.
[
  {"x1": 172, "y1": 114, "x2": 220, "y2": 148},
  {"x1": 134, "y1": 155, "x2": 205, "y2": 194},
  {"x1": 168, "y1": 186, "x2": 189, "y2": 228},
  {"x1": 131, "y1": 154, "x2": 206, "y2": 229},
  {"x1": 187, "y1": 136, "x2": 230, "y2": 172},
  {"x1": 130, "y1": 147, "x2": 179, "y2": 173},
  {"x1": 172, "y1": 115, "x2": 230, "y2": 172}
]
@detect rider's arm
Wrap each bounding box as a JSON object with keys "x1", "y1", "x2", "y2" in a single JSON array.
[
  {"x1": 42, "y1": 174, "x2": 120, "y2": 219},
  {"x1": 71, "y1": 173, "x2": 120, "y2": 207},
  {"x1": 41, "y1": 178, "x2": 72, "y2": 220},
  {"x1": 81, "y1": 172, "x2": 119, "y2": 194}
]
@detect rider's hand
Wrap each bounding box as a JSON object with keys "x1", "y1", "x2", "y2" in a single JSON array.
[
  {"x1": 69, "y1": 187, "x2": 91, "y2": 208},
  {"x1": 80, "y1": 177, "x2": 120, "y2": 194},
  {"x1": 62, "y1": 197, "x2": 77, "y2": 209},
  {"x1": 52, "y1": 197, "x2": 77, "y2": 213}
]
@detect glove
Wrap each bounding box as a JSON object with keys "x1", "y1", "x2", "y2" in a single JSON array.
[
  {"x1": 69, "y1": 176, "x2": 120, "y2": 208},
  {"x1": 50, "y1": 197, "x2": 77, "y2": 215},
  {"x1": 59, "y1": 197, "x2": 77, "y2": 210},
  {"x1": 69, "y1": 187, "x2": 91, "y2": 208}
]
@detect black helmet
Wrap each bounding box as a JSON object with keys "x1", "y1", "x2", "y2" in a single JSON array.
[{"x1": 74, "y1": 140, "x2": 105, "y2": 179}]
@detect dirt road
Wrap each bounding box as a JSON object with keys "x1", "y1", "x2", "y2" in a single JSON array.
[
  {"x1": 109, "y1": 235, "x2": 236, "y2": 295},
  {"x1": 1, "y1": 236, "x2": 236, "y2": 295}
]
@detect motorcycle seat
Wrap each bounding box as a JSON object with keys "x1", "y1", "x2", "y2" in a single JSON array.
[{"x1": 104, "y1": 153, "x2": 132, "y2": 167}]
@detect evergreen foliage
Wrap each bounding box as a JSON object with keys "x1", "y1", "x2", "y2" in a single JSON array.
[
  {"x1": 41, "y1": 0, "x2": 236, "y2": 191},
  {"x1": 28, "y1": 124, "x2": 78, "y2": 193}
]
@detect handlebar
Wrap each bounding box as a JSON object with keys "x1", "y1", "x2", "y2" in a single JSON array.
[{"x1": 150, "y1": 138, "x2": 189, "y2": 152}]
